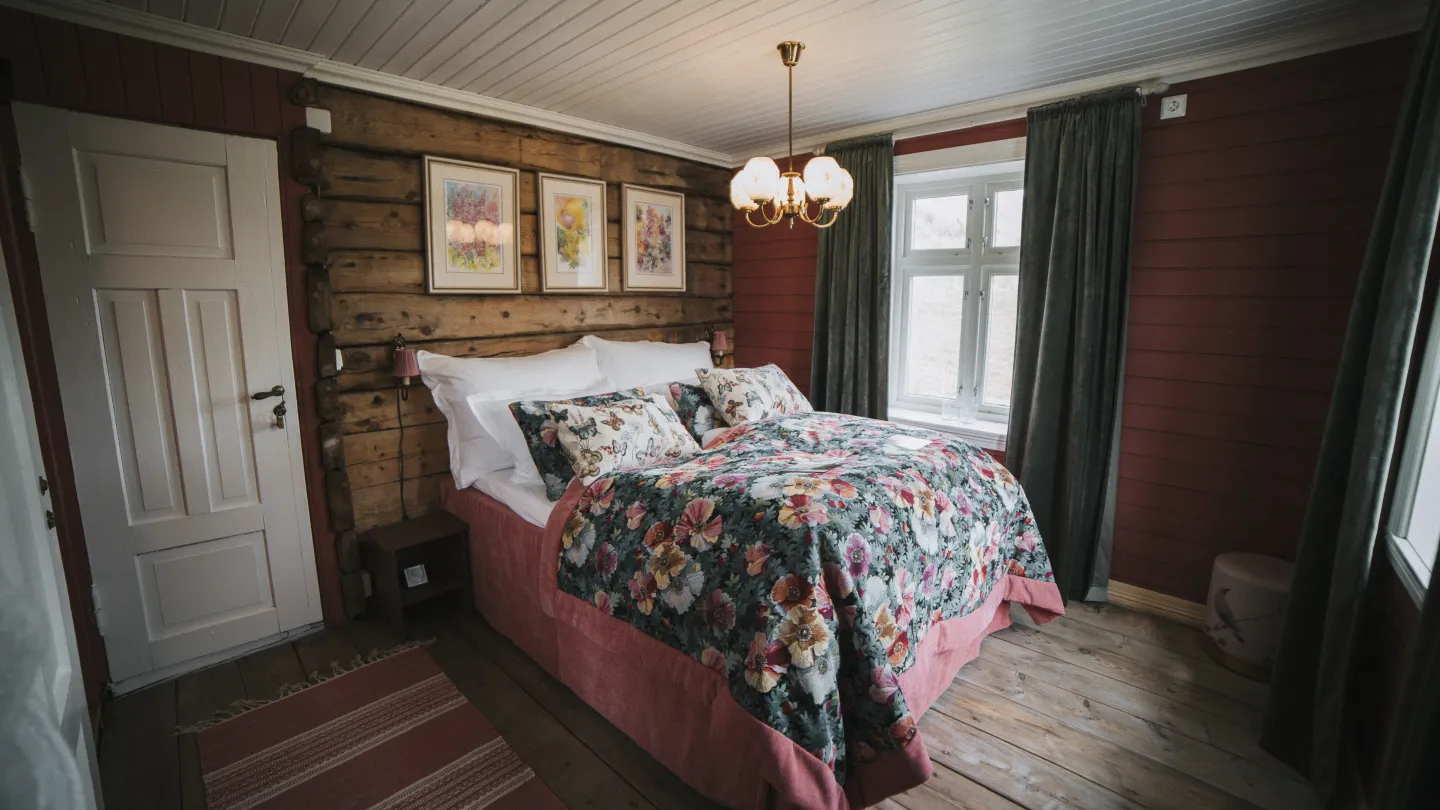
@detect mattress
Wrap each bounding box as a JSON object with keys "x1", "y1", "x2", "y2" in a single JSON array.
[{"x1": 469, "y1": 469, "x2": 554, "y2": 528}]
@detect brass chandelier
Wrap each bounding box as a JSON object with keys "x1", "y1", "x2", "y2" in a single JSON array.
[{"x1": 730, "y1": 42, "x2": 853, "y2": 229}]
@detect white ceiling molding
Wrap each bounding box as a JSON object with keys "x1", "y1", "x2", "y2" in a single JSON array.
[
  {"x1": 305, "y1": 60, "x2": 733, "y2": 167},
  {"x1": 750, "y1": 3, "x2": 1426, "y2": 159},
  {"x1": 0, "y1": 0, "x2": 734, "y2": 167},
  {"x1": 2, "y1": 0, "x2": 318, "y2": 73}
]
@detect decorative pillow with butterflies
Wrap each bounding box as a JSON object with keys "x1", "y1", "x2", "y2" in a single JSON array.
[
  {"x1": 668, "y1": 381, "x2": 718, "y2": 444},
  {"x1": 510, "y1": 387, "x2": 647, "y2": 501},
  {"x1": 696, "y1": 364, "x2": 813, "y2": 427},
  {"x1": 545, "y1": 393, "x2": 700, "y2": 484}
]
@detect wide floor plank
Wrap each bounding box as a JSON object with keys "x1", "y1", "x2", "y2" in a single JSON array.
[
  {"x1": 956, "y1": 656, "x2": 1316, "y2": 809},
  {"x1": 422, "y1": 615, "x2": 655, "y2": 810},
  {"x1": 921, "y1": 709, "x2": 1143, "y2": 810},
  {"x1": 893, "y1": 763, "x2": 1027, "y2": 810},
  {"x1": 936, "y1": 684, "x2": 1262, "y2": 810},
  {"x1": 1061, "y1": 601, "x2": 1211, "y2": 662},
  {"x1": 992, "y1": 623, "x2": 1258, "y2": 728},
  {"x1": 235, "y1": 641, "x2": 307, "y2": 701},
  {"x1": 450, "y1": 613, "x2": 724, "y2": 810},
  {"x1": 1029, "y1": 615, "x2": 1269, "y2": 707},
  {"x1": 293, "y1": 626, "x2": 361, "y2": 678},
  {"x1": 977, "y1": 635, "x2": 1273, "y2": 765},
  {"x1": 175, "y1": 662, "x2": 248, "y2": 810},
  {"x1": 100, "y1": 681, "x2": 181, "y2": 810}
]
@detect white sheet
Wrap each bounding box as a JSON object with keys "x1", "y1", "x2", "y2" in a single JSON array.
[{"x1": 470, "y1": 469, "x2": 556, "y2": 528}]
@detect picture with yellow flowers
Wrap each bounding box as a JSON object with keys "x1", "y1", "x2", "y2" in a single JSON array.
[
  {"x1": 539, "y1": 174, "x2": 609, "y2": 292},
  {"x1": 423, "y1": 157, "x2": 520, "y2": 294}
]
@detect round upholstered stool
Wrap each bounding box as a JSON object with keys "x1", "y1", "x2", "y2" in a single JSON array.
[{"x1": 1203, "y1": 552, "x2": 1294, "y2": 682}]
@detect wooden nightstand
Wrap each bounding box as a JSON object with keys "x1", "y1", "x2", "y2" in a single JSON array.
[{"x1": 359, "y1": 511, "x2": 471, "y2": 634}]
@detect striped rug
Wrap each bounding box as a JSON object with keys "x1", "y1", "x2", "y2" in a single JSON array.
[{"x1": 195, "y1": 647, "x2": 562, "y2": 810}]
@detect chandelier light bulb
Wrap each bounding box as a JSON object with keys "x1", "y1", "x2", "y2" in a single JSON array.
[
  {"x1": 730, "y1": 173, "x2": 758, "y2": 211},
  {"x1": 823, "y1": 168, "x2": 854, "y2": 209},
  {"x1": 741, "y1": 157, "x2": 781, "y2": 201},
  {"x1": 802, "y1": 156, "x2": 841, "y2": 201}
]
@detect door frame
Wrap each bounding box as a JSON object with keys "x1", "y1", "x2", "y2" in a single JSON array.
[
  {"x1": 14, "y1": 104, "x2": 325, "y2": 691},
  {"x1": 0, "y1": 48, "x2": 341, "y2": 700}
]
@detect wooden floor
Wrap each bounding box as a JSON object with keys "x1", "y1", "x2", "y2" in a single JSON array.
[{"x1": 99, "y1": 601, "x2": 1319, "y2": 810}]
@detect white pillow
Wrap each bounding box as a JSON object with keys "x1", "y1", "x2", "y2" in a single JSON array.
[
  {"x1": 417, "y1": 345, "x2": 606, "y2": 488},
  {"x1": 468, "y1": 383, "x2": 619, "y2": 485},
  {"x1": 578, "y1": 334, "x2": 714, "y2": 391}
]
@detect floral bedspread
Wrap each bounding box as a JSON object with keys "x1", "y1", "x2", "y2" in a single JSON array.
[{"x1": 556, "y1": 413, "x2": 1055, "y2": 784}]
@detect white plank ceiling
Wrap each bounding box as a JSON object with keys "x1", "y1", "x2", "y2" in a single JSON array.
[{"x1": 102, "y1": 0, "x2": 1423, "y2": 157}]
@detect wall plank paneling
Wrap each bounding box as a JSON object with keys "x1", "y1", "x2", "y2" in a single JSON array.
[
  {"x1": 0, "y1": 7, "x2": 334, "y2": 703},
  {"x1": 299, "y1": 84, "x2": 734, "y2": 536},
  {"x1": 1112, "y1": 36, "x2": 1412, "y2": 601},
  {"x1": 732, "y1": 154, "x2": 819, "y2": 395}
]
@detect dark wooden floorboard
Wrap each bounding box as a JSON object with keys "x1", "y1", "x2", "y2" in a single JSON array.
[
  {"x1": 98, "y1": 602, "x2": 1318, "y2": 810},
  {"x1": 418, "y1": 613, "x2": 655, "y2": 810},
  {"x1": 235, "y1": 642, "x2": 307, "y2": 701},
  {"x1": 175, "y1": 662, "x2": 247, "y2": 810},
  {"x1": 100, "y1": 680, "x2": 181, "y2": 810},
  {"x1": 293, "y1": 626, "x2": 361, "y2": 677},
  {"x1": 450, "y1": 612, "x2": 725, "y2": 810}
]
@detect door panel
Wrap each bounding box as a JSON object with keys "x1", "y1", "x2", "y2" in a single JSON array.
[
  {"x1": 16, "y1": 105, "x2": 321, "y2": 685},
  {"x1": 76, "y1": 151, "x2": 233, "y2": 258}
]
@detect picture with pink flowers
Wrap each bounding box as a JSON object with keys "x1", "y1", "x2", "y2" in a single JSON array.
[
  {"x1": 622, "y1": 185, "x2": 686, "y2": 291},
  {"x1": 424, "y1": 156, "x2": 519, "y2": 293}
]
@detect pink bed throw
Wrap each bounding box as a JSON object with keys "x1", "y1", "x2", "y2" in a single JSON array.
[{"x1": 443, "y1": 469, "x2": 1062, "y2": 807}]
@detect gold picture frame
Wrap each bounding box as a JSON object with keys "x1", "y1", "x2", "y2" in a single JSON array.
[
  {"x1": 622, "y1": 184, "x2": 686, "y2": 292},
  {"x1": 423, "y1": 156, "x2": 521, "y2": 294}
]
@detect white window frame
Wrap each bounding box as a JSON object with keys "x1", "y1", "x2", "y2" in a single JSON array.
[
  {"x1": 1388, "y1": 297, "x2": 1440, "y2": 603},
  {"x1": 889, "y1": 163, "x2": 1023, "y2": 424}
]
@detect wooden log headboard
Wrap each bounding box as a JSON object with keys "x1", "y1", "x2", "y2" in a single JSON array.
[{"x1": 294, "y1": 83, "x2": 735, "y2": 588}]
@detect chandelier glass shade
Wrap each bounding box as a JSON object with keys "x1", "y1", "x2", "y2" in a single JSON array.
[{"x1": 731, "y1": 42, "x2": 852, "y2": 228}]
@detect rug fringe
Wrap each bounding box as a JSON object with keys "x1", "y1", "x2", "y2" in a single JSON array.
[{"x1": 174, "y1": 639, "x2": 433, "y2": 735}]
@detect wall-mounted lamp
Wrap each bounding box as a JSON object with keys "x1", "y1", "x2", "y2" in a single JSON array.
[
  {"x1": 392, "y1": 334, "x2": 419, "y2": 401},
  {"x1": 710, "y1": 329, "x2": 731, "y2": 366},
  {"x1": 391, "y1": 334, "x2": 419, "y2": 521}
]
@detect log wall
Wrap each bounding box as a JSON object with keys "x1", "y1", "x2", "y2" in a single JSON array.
[{"x1": 293, "y1": 82, "x2": 734, "y2": 545}]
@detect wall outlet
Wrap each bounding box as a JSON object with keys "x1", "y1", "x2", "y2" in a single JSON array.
[
  {"x1": 1159, "y1": 94, "x2": 1188, "y2": 119},
  {"x1": 335, "y1": 347, "x2": 345, "y2": 371}
]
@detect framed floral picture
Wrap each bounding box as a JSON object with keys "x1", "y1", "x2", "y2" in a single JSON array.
[
  {"x1": 538, "y1": 174, "x2": 608, "y2": 293},
  {"x1": 424, "y1": 157, "x2": 520, "y2": 294},
  {"x1": 622, "y1": 185, "x2": 686, "y2": 291}
]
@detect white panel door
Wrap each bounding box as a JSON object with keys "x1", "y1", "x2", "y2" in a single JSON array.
[{"x1": 15, "y1": 105, "x2": 321, "y2": 684}]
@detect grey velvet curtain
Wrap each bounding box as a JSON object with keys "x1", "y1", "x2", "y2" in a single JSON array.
[
  {"x1": 1262, "y1": 3, "x2": 1440, "y2": 803},
  {"x1": 1006, "y1": 88, "x2": 1141, "y2": 602},
  {"x1": 811, "y1": 134, "x2": 894, "y2": 418}
]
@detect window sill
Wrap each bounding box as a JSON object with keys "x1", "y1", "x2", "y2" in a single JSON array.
[
  {"x1": 1386, "y1": 530, "x2": 1430, "y2": 607},
  {"x1": 887, "y1": 407, "x2": 1007, "y2": 452}
]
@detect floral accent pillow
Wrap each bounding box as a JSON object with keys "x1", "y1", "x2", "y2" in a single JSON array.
[
  {"x1": 511, "y1": 387, "x2": 647, "y2": 500},
  {"x1": 546, "y1": 393, "x2": 700, "y2": 484},
  {"x1": 696, "y1": 364, "x2": 812, "y2": 426},
  {"x1": 668, "y1": 381, "x2": 718, "y2": 444}
]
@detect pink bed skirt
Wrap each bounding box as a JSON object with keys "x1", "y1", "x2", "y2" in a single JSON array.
[{"x1": 440, "y1": 479, "x2": 1064, "y2": 809}]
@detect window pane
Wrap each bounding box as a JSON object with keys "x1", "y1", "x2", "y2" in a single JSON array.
[
  {"x1": 911, "y1": 194, "x2": 968, "y2": 250},
  {"x1": 991, "y1": 188, "x2": 1023, "y2": 248},
  {"x1": 982, "y1": 275, "x2": 1019, "y2": 408},
  {"x1": 904, "y1": 275, "x2": 964, "y2": 399}
]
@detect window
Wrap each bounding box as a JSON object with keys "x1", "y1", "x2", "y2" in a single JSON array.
[
  {"x1": 1389, "y1": 302, "x2": 1440, "y2": 601},
  {"x1": 890, "y1": 164, "x2": 1023, "y2": 426}
]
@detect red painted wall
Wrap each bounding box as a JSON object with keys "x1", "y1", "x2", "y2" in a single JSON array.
[
  {"x1": 732, "y1": 153, "x2": 820, "y2": 395},
  {"x1": 0, "y1": 8, "x2": 343, "y2": 701},
  {"x1": 1111, "y1": 37, "x2": 1412, "y2": 601}
]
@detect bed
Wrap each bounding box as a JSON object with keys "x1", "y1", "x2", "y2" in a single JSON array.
[{"x1": 440, "y1": 409, "x2": 1064, "y2": 809}]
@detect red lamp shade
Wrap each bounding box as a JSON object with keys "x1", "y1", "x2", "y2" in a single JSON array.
[
  {"x1": 392, "y1": 346, "x2": 419, "y2": 379},
  {"x1": 711, "y1": 331, "x2": 731, "y2": 353}
]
